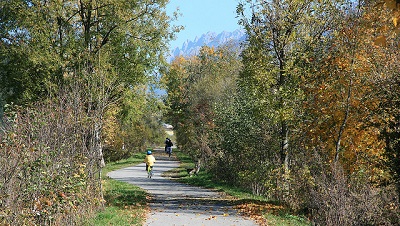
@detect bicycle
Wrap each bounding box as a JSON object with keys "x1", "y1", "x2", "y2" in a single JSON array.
[
  {"x1": 166, "y1": 147, "x2": 172, "y2": 158},
  {"x1": 147, "y1": 166, "x2": 153, "y2": 178},
  {"x1": 144, "y1": 150, "x2": 155, "y2": 178}
]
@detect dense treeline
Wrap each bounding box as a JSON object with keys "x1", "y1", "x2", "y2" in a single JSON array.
[
  {"x1": 163, "y1": 0, "x2": 400, "y2": 225},
  {"x1": 0, "y1": 0, "x2": 176, "y2": 224}
]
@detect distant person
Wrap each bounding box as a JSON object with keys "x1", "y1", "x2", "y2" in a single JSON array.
[
  {"x1": 144, "y1": 150, "x2": 156, "y2": 172},
  {"x1": 164, "y1": 138, "x2": 169, "y2": 153},
  {"x1": 165, "y1": 138, "x2": 173, "y2": 158}
]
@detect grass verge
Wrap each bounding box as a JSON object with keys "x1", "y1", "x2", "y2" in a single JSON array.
[
  {"x1": 88, "y1": 149, "x2": 310, "y2": 225},
  {"x1": 86, "y1": 152, "x2": 148, "y2": 226},
  {"x1": 168, "y1": 149, "x2": 311, "y2": 226}
]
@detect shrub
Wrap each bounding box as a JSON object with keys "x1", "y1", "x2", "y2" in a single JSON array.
[
  {"x1": 305, "y1": 164, "x2": 400, "y2": 225},
  {"x1": 0, "y1": 92, "x2": 104, "y2": 225}
]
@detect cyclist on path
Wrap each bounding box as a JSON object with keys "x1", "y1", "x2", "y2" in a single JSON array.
[
  {"x1": 144, "y1": 150, "x2": 156, "y2": 172},
  {"x1": 165, "y1": 138, "x2": 173, "y2": 158}
]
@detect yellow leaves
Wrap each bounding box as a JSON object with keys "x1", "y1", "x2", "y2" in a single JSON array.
[
  {"x1": 235, "y1": 202, "x2": 284, "y2": 225},
  {"x1": 373, "y1": 1, "x2": 400, "y2": 48},
  {"x1": 393, "y1": 15, "x2": 400, "y2": 48},
  {"x1": 393, "y1": 16, "x2": 399, "y2": 27},
  {"x1": 378, "y1": 25, "x2": 390, "y2": 33},
  {"x1": 334, "y1": 58, "x2": 350, "y2": 70},
  {"x1": 200, "y1": 46, "x2": 216, "y2": 56},
  {"x1": 171, "y1": 55, "x2": 187, "y2": 65}
]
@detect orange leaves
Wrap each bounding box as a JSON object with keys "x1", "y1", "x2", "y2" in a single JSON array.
[
  {"x1": 303, "y1": 35, "x2": 386, "y2": 172},
  {"x1": 205, "y1": 215, "x2": 217, "y2": 220},
  {"x1": 34, "y1": 196, "x2": 53, "y2": 211},
  {"x1": 308, "y1": 12, "x2": 390, "y2": 170},
  {"x1": 384, "y1": 0, "x2": 399, "y2": 10},
  {"x1": 236, "y1": 203, "x2": 270, "y2": 224},
  {"x1": 374, "y1": 0, "x2": 400, "y2": 47},
  {"x1": 392, "y1": 12, "x2": 400, "y2": 47},
  {"x1": 235, "y1": 201, "x2": 286, "y2": 225},
  {"x1": 334, "y1": 57, "x2": 351, "y2": 70},
  {"x1": 374, "y1": 35, "x2": 387, "y2": 47}
]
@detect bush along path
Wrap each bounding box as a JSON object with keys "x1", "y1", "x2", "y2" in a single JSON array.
[{"x1": 107, "y1": 149, "x2": 257, "y2": 226}]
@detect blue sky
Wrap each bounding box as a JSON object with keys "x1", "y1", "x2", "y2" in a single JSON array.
[{"x1": 166, "y1": 0, "x2": 242, "y2": 50}]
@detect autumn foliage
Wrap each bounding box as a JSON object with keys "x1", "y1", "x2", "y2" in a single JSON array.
[
  {"x1": 164, "y1": 0, "x2": 400, "y2": 225},
  {"x1": 0, "y1": 0, "x2": 174, "y2": 225}
]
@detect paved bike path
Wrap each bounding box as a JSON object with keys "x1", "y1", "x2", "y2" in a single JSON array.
[{"x1": 107, "y1": 157, "x2": 257, "y2": 226}]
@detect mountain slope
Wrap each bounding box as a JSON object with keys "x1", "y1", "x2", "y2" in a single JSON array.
[{"x1": 170, "y1": 29, "x2": 246, "y2": 59}]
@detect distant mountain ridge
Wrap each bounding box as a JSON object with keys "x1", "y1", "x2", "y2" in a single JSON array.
[{"x1": 170, "y1": 29, "x2": 246, "y2": 59}]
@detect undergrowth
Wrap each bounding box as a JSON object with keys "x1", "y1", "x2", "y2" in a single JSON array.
[{"x1": 169, "y1": 149, "x2": 311, "y2": 226}]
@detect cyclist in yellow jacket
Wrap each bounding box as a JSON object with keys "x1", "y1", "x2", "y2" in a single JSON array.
[{"x1": 144, "y1": 150, "x2": 156, "y2": 172}]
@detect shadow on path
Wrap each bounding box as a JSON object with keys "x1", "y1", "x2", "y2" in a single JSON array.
[{"x1": 107, "y1": 151, "x2": 257, "y2": 226}]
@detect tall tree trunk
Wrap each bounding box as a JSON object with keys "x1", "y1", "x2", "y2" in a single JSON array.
[
  {"x1": 281, "y1": 121, "x2": 289, "y2": 171},
  {"x1": 335, "y1": 77, "x2": 352, "y2": 163},
  {"x1": 95, "y1": 122, "x2": 105, "y2": 168},
  {"x1": 278, "y1": 50, "x2": 289, "y2": 173},
  {"x1": 278, "y1": 49, "x2": 290, "y2": 199}
]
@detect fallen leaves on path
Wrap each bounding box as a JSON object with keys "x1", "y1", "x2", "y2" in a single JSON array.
[
  {"x1": 235, "y1": 202, "x2": 285, "y2": 225},
  {"x1": 205, "y1": 215, "x2": 217, "y2": 220}
]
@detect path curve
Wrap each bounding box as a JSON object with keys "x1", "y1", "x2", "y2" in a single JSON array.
[{"x1": 107, "y1": 152, "x2": 257, "y2": 226}]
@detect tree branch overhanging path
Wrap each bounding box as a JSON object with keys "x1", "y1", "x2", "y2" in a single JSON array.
[{"x1": 107, "y1": 149, "x2": 257, "y2": 226}]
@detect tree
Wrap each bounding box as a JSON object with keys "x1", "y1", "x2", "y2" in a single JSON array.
[
  {"x1": 163, "y1": 45, "x2": 242, "y2": 169},
  {"x1": 102, "y1": 85, "x2": 166, "y2": 162},
  {"x1": 0, "y1": 0, "x2": 176, "y2": 160},
  {"x1": 380, "y1": 74, "x2": 400, "y2": 203},
  {"x1": 0, "y1": 0, "x2": 177, "y2": 111},
  {"x1": 0, "y1": 0, "x2": 176, "y2": 224},
  {"x1": 299, "y1": 2, "x2": 400, "y2": 223},
  {"x1": 365, "y1": 0, "x2": 400, "y2": 203},
  {"x1": 237, "y1": 0, "x2": 345, "y2": 193}
]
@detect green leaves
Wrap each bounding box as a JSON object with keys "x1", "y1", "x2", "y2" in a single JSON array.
[
  {"x1": 0, "y1": 0, "x2": 175, "y2": 224},
  {"x1": 0, "y1": 0, "x2": 175, "y2": 104},
  {"x1": 164, "y1": 45, "x2": 242, "y2": 162}
]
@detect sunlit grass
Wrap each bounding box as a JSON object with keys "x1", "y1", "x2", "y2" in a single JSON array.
[
  {"x1": 102, "y1": 152, "x2": 146, "y2": 175},
  {"x1": 87, "y1": 153, "x2": 148, "y2": 226},
  {"x1": 264, "y1": 212, "x2": 310, "y2": 226}
]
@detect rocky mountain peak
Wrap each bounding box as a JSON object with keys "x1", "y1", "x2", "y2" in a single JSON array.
[{"x1": 170, "y1": 29, "x2": 246, "y2": 60}]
